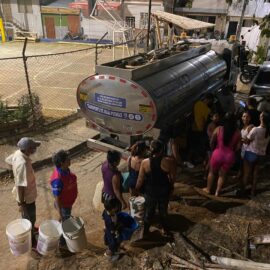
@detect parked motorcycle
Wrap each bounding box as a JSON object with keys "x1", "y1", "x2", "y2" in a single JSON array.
[
  {"x1": 63, "y1": 31, "x2": 85, "y2": 41},
  {"x1": 240, "y1": 64, "x2": 260, "y2": 84}
]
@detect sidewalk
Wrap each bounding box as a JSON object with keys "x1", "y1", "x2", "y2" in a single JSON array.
[{"x1": 0, "y1": 117, "x2": 99, "y2": 171}]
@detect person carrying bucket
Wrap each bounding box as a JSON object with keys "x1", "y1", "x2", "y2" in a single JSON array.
[
  {"x1": 5, "y1": 137, "x2": 41, "y2": 248},
  {"x1": 50, "y1": 150, "x2": 78, "y2": 249},
  {"x1": 135, "y1": 140, "x2": 176, "y2": 237}
]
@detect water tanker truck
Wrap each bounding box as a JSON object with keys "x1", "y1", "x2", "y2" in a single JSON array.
[{"x1": 77, "y1": 42, "x2": 237, "y2": 153}]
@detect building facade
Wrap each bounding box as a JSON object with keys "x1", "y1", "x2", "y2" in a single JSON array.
[
  {"x1": 81, "y1": 0, "x2": 164, "y2": 41},
  {"x1": 173, "y1": 0, "x2": 228, "y2": 36},
  {"x1": 226, "y1": 0, "x2": 270, "y2": 38},
  {"x1": 123, "y1": 0, "x2": 164, "y2": 29},
  {"x1": 0, "y1": 0, "x2": 43, "y2": 37}
]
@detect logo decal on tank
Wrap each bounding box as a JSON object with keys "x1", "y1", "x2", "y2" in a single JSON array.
[
  {"x1": 95, "y1": 93, "x2": 126, "y2": 108},
  {"x1": 85, "y1": 102, "x2": 143, "y2": 121}
]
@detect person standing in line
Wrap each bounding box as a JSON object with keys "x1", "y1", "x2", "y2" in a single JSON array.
[
  {"x1": 247, "y1": 97, "x2": 260, "y2": 127},
  {"x1": 237, "y1": 111, "x2": 253, "y2": 184},
  {"x1": 5, "y1": 137, "x2": 41, "y2": 247},
  {"x1": 50, "y1": 150, "x2": 77, "y2": 222},
  {"x1": 204, "y1": 111, "x2": 221, "y2": 179},
  {"x1": 216, "y1": 86, "x2": 235, "y2": 115},
  {"x1": 135, "y1": 140, "x2": 176, "y2": 237},
  {"x1": 50, "y1": 150, "x2": 78, "y2": 248},
  {"x1": 203, "y1": 113, "x2": 241, "y2": 196},
  {"x1": 242, "y1": 111, "x2": 270, "y2": 196},
  {"x1": 186, "y1": 93, "x2": 214, "y2": 168},
  {"x1": 102, "y1": 150, "x2": 127, "y2": 211},
  {"x1": 127, "y1": 141, "x2": 147, "y2": 196}
]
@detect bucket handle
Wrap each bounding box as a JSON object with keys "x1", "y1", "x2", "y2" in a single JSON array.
[
  {"x1": 69, "y1": 216, "x2": 82, "y2": 230},
  {"x1": 64, "y1": 233, "x2": 80, "y2": 240},
  {"x1": 63, "y1": 216, "x2": 84, "y2": 240}
]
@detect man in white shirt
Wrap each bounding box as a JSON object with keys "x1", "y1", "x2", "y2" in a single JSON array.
[{"x1": 5, "y1": 137, "x2": 41, "y2": 247}]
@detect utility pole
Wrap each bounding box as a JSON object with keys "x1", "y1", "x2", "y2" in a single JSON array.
[
  {"x1": 146, "y1": 0, "x2": 152, "y2": 51},
  {"x1": 236, "y1": 0, "x2": 248, "y2": 41}
]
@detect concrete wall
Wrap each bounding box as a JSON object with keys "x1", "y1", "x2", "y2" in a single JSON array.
[
  {"x1": 241, "y1": 25, "x2": 261, "y2": 52},
  {"x1": 191, "y1": 0, "x2": 228, "y2": 10},
  {"x1": 215, "y1": 15, "x2": 227, "y2": 33},
  {"x1": 10, "y1": 0, "x2": 43, "y2": 37},
  {"x1": 81, "y1": 17, "x2": 114, "y2": 40},
  {"x1": 175, "y1": 0, "x2": 228, "y2": 14},
  {"x1": 228, "y1": 0, "x2": 270, "y2": 19},
  {"x1": 124, "y1": 1, "x2": 164, "y2": 29}
]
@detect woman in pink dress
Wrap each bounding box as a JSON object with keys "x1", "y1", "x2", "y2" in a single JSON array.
[{"x1": 203, "y1": 113, "x2": 241, "y2": 196}]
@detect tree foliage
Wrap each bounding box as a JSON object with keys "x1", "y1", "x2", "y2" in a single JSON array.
[
  {"x1": 254, "y1": 45, "x2": 267, "y2": 64},
  {"x1": 260, "y1": 13, "x2": 270, "y2": 38}
]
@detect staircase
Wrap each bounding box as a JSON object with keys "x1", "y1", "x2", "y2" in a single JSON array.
[
  {"x1": 4, "y1": 18, "x2": 28, "y2": 32},
  {"x1": 4, "y1": 18, "x2": 38, "y2": 41}
]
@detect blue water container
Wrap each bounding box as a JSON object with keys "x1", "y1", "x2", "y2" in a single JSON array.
[{"x1": 117, "y1": 212, "x2": 138, "y2": 241}]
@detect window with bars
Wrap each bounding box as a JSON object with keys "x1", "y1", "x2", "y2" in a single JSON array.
[
  {"x1": 140, "y1": 12, "x2": 148, "y2": 29},
  {"x1": 126, "y1": 16, "x2": 135, "y2": 28},
  {"x1": 18, "y1": 0, "x2": 33, "y2": 13}
]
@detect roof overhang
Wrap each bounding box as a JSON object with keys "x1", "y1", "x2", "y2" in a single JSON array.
[
  {"x1": 152, "y1": 11, "x2": 215, "y2": 30},
  {"x1": 41, "y1": 6, "x2": 80, "y2": 15}
]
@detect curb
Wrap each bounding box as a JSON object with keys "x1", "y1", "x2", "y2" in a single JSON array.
[
  {"x1": 0, "y1": 113, "x2": 80, "y2": 145},
  {"x1": 0, "y1": 134, "x2": 100, "y2": 179}
]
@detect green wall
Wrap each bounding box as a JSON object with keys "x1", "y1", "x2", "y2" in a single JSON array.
[{"x1": 42, "y1": 14, "x2": 68, "y2": 27}]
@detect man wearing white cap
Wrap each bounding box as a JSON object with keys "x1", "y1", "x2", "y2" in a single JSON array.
[{"x1": 5, "y1": 137, "x2": 41, "y2": 247}]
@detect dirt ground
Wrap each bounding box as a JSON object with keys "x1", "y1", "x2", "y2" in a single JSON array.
[
  {"x1": 0, "y1": 42, "x2": 266, "y2": 269},
  {"x1": 1, "y1": 146, "x2": 270, "y2": 270},
  {"x1": 0, "y1": 150, "x2": 107, "y2": 270}
]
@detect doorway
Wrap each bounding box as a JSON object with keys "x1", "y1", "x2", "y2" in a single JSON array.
[
  {"x1": 227, "y1": 21, "x2": 238, "y2": 38},
  {"x1": 45, "y1": 17, "x2": 56, "y2": 39}
]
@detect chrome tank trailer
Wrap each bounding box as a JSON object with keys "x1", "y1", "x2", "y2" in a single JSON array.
[{"x1": 77, "y1": 44, "x2": 227, "y2": 136}]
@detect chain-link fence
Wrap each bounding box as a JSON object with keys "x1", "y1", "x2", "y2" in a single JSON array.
[{"x1": 0, "y1": 41, "x2": 131, "y2": 122}]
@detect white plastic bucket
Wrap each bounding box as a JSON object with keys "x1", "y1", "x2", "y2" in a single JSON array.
[
  {"x1": 62, "y1": 217, "x2": 87, "y2": 252},
  {"x1": 129, "y1": 196, "x2": 145, "y2": 222},
  {"x1": 6, "y1": 219, "x2": 32, "y2": 256},
  {"x1": 37, "y1": 220, "x2": 62, "y2": 255}
]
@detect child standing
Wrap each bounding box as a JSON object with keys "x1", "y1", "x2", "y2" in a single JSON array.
[
  {"x1": 50, "y1": 150, "x2": 78, "y2": 247},
  {"x1": 102, "y1": 198, "x2": 122, "y2": 262}
]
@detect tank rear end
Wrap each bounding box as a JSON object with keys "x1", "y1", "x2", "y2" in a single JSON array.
[{"x1": 77, "y1": 74, "x2": 157, "y2": 136}]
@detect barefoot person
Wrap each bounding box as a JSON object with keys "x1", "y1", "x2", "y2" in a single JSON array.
[
  {"x1": 203, "y1": 113, "x2": 241, "y2": 196},
  {"x1": 136, "y1": 140, "x2": 176, "y2": 236},
  {"x1": 5, "y1": 137, "x2": 41, "y2": 247}
]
